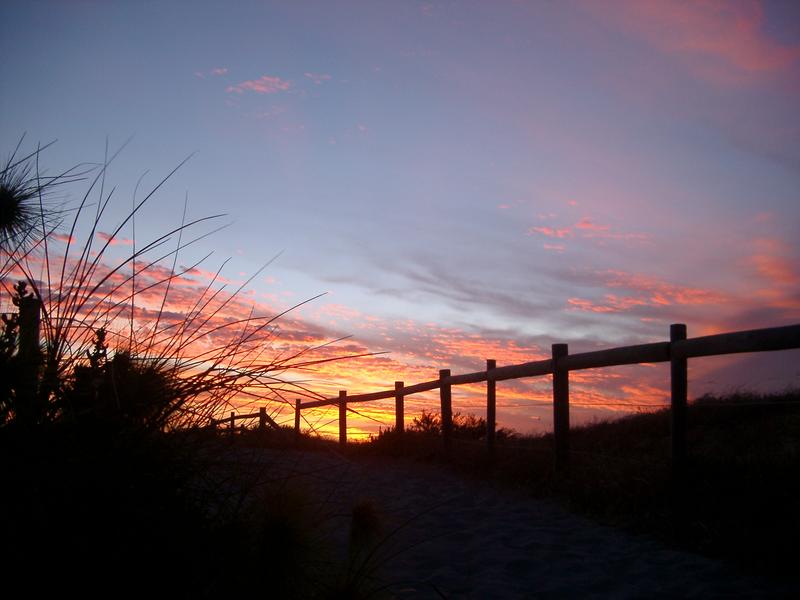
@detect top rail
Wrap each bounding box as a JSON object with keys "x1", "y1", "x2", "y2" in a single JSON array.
[
  {"x1": 672, "y1": 324, "x2": 800, "y2": 359},
  {"x1": 210, "y1": 410, "x2": 262, "y2": 425},
  {"x1": 563, "y1": 342, "x2": 670, "y2": 371},
  {"x1": 298, "y1": 323, "x2": 800, "y2": 411}
]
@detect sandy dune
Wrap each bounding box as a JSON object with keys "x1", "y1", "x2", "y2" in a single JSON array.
[{"x1": 216, "y1": 446, "x2": 796, "y2": 599}]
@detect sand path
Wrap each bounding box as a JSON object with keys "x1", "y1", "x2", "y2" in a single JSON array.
[{"x1": 217, "y1": 446, "x2": 795, "y2": 599}]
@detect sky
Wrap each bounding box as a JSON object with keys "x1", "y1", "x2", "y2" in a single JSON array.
[{"x1": 2, "y1": 0, "x2": 799, "y2": 437}]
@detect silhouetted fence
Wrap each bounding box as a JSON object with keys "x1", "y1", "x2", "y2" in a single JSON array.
[
  {"x1": 290, "y1": 323, "x2": 800, "y2": 474},
  {"x1": 209, "y1": 406, "x2": 281, "y2": 436},
  {"x1": 209, "y1": 322, "x2": 798, "y2": 472}
]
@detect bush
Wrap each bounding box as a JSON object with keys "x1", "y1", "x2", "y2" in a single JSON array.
[{"x1": 409, "y1": 409, "x2": 514, "y2": 440}]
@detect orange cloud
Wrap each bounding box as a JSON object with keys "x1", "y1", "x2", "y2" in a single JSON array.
[{"x1": 226, "y1": 75, "x2": 292, "y2": 94}]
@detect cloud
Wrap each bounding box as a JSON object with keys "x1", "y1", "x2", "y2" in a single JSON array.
[
  {"x1": 591, "y1": 269, "x2": 727, "y2": 306},
  {"x1": 559, "y1": 267, "x2": 734, "y2": 333},
  {"x1": 567, "y1": 296, "x2": 647, "y2": 314},
  {"x1": 195, "y1": 67, "x2": 229, "y2": 79},
  {"x1": 749, "y1": 237, "x2": 799, "y2": 288},
  {"x1": 527, "y1": 217, "x2": 647, "y2": 243},
  {"x1": 527, "y1": 225, "x2": 572, "y2": 238},
  {"x1": 585, "y1": 0, "x2": 800, "y2": 86},
  {"x1": 51, "y1": 232, "x2": 76, "y2": 244},
  {"x1": 226, "y1": 74, "x2": 292, "y2": 94},
  {"x1": 97, "y1": 231, "x2": 133, "y2": 246},
  {"x1": 741, "y1": 237, "x2": 800, "y2": 317},
  {"x1": 574, "y1": 218, "x2": 608, "y2": 233},
  {"x1": 304, "y1": 72, "x2": 332, "y2": 85}
]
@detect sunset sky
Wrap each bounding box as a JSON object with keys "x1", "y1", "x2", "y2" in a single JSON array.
[{"x1": 2, "y1": 1, "x2": 799, "y2": 437}]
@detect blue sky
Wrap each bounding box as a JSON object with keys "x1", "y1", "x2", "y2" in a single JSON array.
[{"x1": 2, "y1": 0, "x2": 799, "y2": 433}]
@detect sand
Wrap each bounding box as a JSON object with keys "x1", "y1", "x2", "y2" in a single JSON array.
[{"x1": 213, "y1": 445, "x2": 797, "y2": 599}]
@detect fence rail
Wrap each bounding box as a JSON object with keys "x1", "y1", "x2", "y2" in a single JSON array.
[{"x1": 218, "y1": 323, "x2": 800, "y2": 474}]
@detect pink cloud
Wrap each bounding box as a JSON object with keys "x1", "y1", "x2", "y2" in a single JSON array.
[
  {"x1": 182, "y1": 266, "x2": 236, "y2": 286},
  {"x1": 568, "y1": 296, "x2": 640, "y2": 314},
  {"x1": 585, "y1": 0, "x2": 800, "y2": 85},
  {"x1": 575, "y1": 217, "x2": 648, "y2": 242},
  {"x1": 226, "y1": 75, "x2": 292, "y2": 94},
  {"x1": 745, "y1": 238, "x2": 800, "y2": 313},
  {"x1": 51, "y1": 232, "x2": 76, "y2": 244},
  {"x1": 749, "y1": 238, "x2": 799, "y2": 287},
  {"x1": 527, "y1": 225, "x2": 572, "y2": 238},
  {"x1": 567, "y1": 269, "x2": 728, "y2": 315},
  {"x1": 602, "y1": 270, "x2": 726, "y2": 305},
  {"x1": 574, "y1": 218, "x2": 609, "y2": 233},
  {"x1": 528, "y1": 217, "x2": 647, "y2": 243},
  {"x1": 97, "y1": 231, "x2": 133, "y2": 246}
]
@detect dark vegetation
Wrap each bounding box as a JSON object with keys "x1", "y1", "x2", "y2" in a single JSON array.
[{"x1": 0, "y1": 141, "x2": 376, "y2": 597}]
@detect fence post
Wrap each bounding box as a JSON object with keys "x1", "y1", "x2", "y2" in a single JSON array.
[
  {"x1": 294, "y1": 399, "x2": 301, "y2": 441},
  {"x1": 486, "y1": 359, "x2": 497, "y2": 459},
  {"x1": 18, "y1": 295, "x2": 41, "y2": 364},
  {"x1": 552, "y1": 344, "x2": 570, "y2": 473},
  {"x1": 229, "y1": 411, "x2": 235, "y2": 438},
  {"x1": 259, "y1": 406, "x2": 267, "y2": 432},
  {"x1": 440, "y1": 369, "x2": 452, "y2": 451},
  {"x1": 670, "y1": 324, "x2": 688, "y2": 479},
  {"x1": 339, "y1": 390, "x2": 347, "y2": 448},
  {"x1": 395, "y1": 381, "x2": 404, "y2": 434},
  {"x1": 17, "y1": 294, "x2": 42, "y2": 425}
]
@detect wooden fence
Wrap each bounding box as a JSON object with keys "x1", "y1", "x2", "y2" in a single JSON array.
[{"x1": 216, "y1": 322, "x2": 800, "y2": 473}]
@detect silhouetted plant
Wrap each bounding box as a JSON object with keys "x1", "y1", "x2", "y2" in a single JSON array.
[
  {"x1": 1, "y1": 139, "x2": 374, "y2": 594},
  {"x1": 409, "y1": 409, "x2": 514, "y2": 440},
  {"x1": 0, "y1": 139, "x2": 365, "y2": 433},
  {"x1": 0, "y1": 138, "x2": 84, "y2": 278},
  {"x1": 410, "y1": 408, "x2": 441, "y2": 434}
]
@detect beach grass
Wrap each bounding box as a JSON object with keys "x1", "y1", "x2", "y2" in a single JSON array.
[{"x1": 1, "y1": 141, "x2": 376, "y2": 596}]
